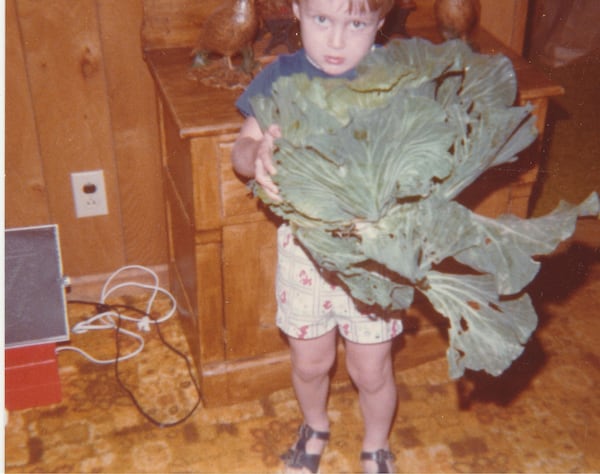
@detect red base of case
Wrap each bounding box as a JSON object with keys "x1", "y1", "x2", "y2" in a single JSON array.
[{"x1": 5, "y1": 343, "x2": 62, "y2": 410}]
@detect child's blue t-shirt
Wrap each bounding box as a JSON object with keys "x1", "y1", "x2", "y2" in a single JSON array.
[{"x1": 235, "y1": 49, "x2": 357, "y2": 117}]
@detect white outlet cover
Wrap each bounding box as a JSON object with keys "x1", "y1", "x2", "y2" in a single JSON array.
[{"x1": 70, "y1": 170, "x2": 109, "y2": 218}]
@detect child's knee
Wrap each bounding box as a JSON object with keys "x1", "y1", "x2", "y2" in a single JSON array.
[
  {"x1": 291, "y1": 349, "x2": 336, "y2": 382},
  {"x1": 346, "y1": 354, "x2": 393, "y2": 393},
  {"x1": 350, "y1": 368, "x2": 386, "y2": 393}
]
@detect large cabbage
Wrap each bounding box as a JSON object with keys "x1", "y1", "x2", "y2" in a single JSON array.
[{"x1": 249, "y1": 38, "x2": 599, "y2": 379}]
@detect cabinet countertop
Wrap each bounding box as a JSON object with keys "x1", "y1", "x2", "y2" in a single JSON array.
[
  {"x1": 145, "y1": 48, "x2": 245, "y2": 139},
  {"x1": 144, "y1": 27, "x2": 563, "y2": 140}
]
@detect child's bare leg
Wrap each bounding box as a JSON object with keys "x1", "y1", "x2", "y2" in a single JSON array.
[
  {"x1": 284, "y1": 329, "x2": 337, "y2": 472},
  {"x1": 288, "y1": 329, "x2": 337, "y2": 430},
  {"x1": 345, "y1": 340, "x2": 397, "y2": 472}
]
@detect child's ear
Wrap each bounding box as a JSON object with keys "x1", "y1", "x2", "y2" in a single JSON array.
[
  {"x1": 377, "y1": 17, "x2": 385, "y2": 31},
  {"x1": 292, "y1": 1, "x2": 301, "y2": 21}
]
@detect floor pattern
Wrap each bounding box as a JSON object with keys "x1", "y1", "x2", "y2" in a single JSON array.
[{"x1": 5, "y1": 235, "x2": 600, "y2": 472}]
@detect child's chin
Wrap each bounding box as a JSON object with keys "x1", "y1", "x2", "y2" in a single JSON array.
[{"x1": 322, "y1": 64, "x2": 353, "y2": 77}]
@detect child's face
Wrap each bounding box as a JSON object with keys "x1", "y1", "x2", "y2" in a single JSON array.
[{"x1": 293, "y1": 0, "x2": 384, "y2": 76}]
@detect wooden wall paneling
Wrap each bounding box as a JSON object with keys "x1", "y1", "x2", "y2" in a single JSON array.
[
  {"x1": 480, "y1": 0, "x2": 529, "y2": 54},
  {"x1": 141, "y1": 0, "x2": 223, "y2": 50},
  {"x1": 96, "y1": 0, "x2": 168, "y2": 266},
  {"x1": 5, "y1": 0, "x2": 51, "y2": 227},
  {"x1": 16, "y1": 0, "x2": 125, "y2": 276}
]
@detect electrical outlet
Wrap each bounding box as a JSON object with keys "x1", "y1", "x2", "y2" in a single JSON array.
[{"x1": 70, "y1": 170, "x2": 109, "y2": 218}]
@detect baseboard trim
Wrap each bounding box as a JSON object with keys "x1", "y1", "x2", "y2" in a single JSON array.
[{"x1": 66, "y1": 264, "x2": 170, "y2": 301}]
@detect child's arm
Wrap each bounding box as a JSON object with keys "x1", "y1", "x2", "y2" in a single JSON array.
[{"x1": 232, "y1": 116, "x2": 282, "y2": 202}]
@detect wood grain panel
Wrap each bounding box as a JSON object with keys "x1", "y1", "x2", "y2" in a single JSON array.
[
  {"x1": 191, "y1": 137, "x2": 223, "y2": 229},
  {"x1": 144, "y1": 48, "x2": 243, "y2": 138},
  {"x1": 163, "y1": 175, "x2": 201, "y2": 368},
  {"x1": 16, "y1": 0, "x2": 124, "y2": 275},
  {"x1": 480, "y1": 0, "x2": 529, "y2": 53},
  {"x1": 97, "y1": 0, "x2": 168, "y2": 266},
  {"x1": 222, "y1": 220, "x2": 285, "y2": 360},
  {"x1": 141, "y1": 0, "x2": 223, "y2": 50},
  {"x1": 194, "y1": 239, "x2": 227, "y2": 364},
  {"x1": 163, "y1": 102, "x2": 196, "y2": 223},
  {"x1": 217, "y1": 138, "x2": 264, "y2": 219},
  {"x1": 5, "y1": 0, "x2": 51, "y2": 228}
]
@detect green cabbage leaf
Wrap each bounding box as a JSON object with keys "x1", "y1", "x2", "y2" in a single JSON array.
[{"x1": 249, "y1": 38, "x2": 599, "y2": 378}]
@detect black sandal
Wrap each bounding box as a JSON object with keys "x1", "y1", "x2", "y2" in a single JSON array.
[
  {"x1": 360, "y1": 448, "x2": 395, "y2": 473},
  {"x1": 281, "y1": 424, "x2": 330, "y2": 473}
]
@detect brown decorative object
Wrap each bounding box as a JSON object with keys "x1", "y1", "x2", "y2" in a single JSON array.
[
  {"x1": 256, "y1": 0, "x2": 301, "y2": 54},
  {"x1": 434, "y1": 0, "x2": 480, "y2": 42},
  {"x1": 192, "y1": 0, "x2": 258, "y2": 72},
  {"x1": 377, "y1": 0, "x2": 417, "y2": 43}
]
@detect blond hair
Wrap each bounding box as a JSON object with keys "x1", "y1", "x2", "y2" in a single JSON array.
[{"x1": 293, "y1": 0, "x2": 395, "y2": 18}]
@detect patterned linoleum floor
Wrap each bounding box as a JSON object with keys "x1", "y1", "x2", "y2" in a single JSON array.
[
  {"x1": 4, "y1": 244, "x2": 600, "y2": 473},
  {"x1": 5, "y1": 51, "x2": 600, "y2": 474}
]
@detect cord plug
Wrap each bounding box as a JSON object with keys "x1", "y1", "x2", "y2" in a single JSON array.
[{"x1": 137, "y1": 316, "x2": 151, "y2": 332}]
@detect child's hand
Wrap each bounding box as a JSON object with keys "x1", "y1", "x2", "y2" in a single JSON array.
[
  {"x1": 231, "y1": 118, "x2": 283, "y2": 202},
  {"x1": 255, "y1": 124, "x2": 282, "y2": 202}
]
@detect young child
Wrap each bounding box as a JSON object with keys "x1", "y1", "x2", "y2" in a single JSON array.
[{"x1": 232, "y1": 0, "x2": 399, "y2": 472}]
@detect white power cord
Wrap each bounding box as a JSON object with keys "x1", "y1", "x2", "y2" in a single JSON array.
[{"x1": 56, "y1": 265, "x2": 177, "y2": 364}]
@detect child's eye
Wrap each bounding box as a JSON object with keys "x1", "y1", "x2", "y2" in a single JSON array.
[
  {"x1": 350, "y1": 20, "x2": 367, "y2": 30},
  {"x1": 314, "y1": 15, "x2": 329, "y2": 25}
]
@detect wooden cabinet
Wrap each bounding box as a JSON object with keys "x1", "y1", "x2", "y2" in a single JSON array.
[
  {"x1": 149, "y1": 54, "x2": 292, "y2": 405},
  {"x1": 145, "y1": 27, "x2": 562, "y2": 407}
]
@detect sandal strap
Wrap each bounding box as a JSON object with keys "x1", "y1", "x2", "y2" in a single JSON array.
[
  {"x1": 360, "y1": 449, "x2": 395, "y2": 473},
  {"x1": 281, "y1": 424, "x2": 330, "y2": 474}
]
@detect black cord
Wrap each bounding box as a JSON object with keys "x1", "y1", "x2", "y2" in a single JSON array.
[
  {"x1": 68, "y1": 299, "x2": 114, "y2": 315},
  {"x1": 67, "y1": 300, "x2": 202, "y2": 427}
]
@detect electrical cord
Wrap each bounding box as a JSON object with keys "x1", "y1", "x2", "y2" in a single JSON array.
[
  {"x1": 56, "y1": 303, "x2": 145, "y2": 364},
  {"x1": 113, "y1": 304, "x2": 202, "y2": 428},
  {"x1": 57, "y1": 265, "x2": 202, "y2": 427},
  {"x1": 57, "y1": 265, "x2": 177, "y2": 363}
]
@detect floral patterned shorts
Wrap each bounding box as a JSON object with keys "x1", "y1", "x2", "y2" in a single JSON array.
[{"x1": 275, "y1": 225, "x2": 403, "y2": 343}]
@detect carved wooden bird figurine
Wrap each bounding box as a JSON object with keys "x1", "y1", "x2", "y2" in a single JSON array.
[
  {"x1": 192, "y1": 0, "x2": 258, "y2": 71},
  {"x1": 434, "y1": 0, "x2": 480, "y2": 42}
]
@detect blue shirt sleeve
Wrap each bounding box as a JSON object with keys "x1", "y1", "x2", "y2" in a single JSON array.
[{"x1": 235, "y1": 61, "x2": 281, "y2": 117}]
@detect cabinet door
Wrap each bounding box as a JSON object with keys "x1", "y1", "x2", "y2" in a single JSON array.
[
  {"x1": 222, "y1": 220, "x2": 287, "y2": 360},
  {"x1": 217, "y1": 136, "x2": 263, "y2": 220},
  {"x1": 217, "y1": 136, "x2": 287, "y2": 359}
]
